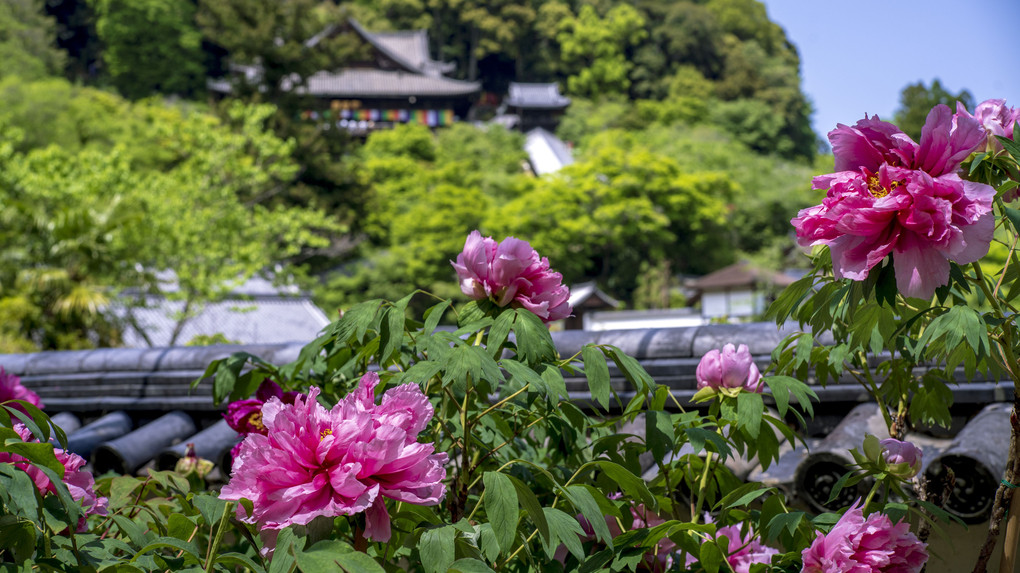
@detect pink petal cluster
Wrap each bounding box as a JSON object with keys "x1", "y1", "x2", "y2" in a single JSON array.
[
  {"x1": 880, "y1": 438, "x2": 923, "y2": 478},
  {"x1": 2, "y1": 424, "x2": 108, "y2": 531},
  {"x1": 224, "y1": 379, "x2": 301, "y2": 435},
  {"x1": 696, "y1": 344, "x2": 763, "y2": 393},
  {"x1": 451, "y1": 230, "x2": 571, "y2": 323},
  {"x1": 802, "y1": 500, "x2": 927, "y2": 572},
  {"x1": 958, "y1": 99, "x2": 1019, "y2": 149},
  {"x1": 220, "y1": 372, "x2": 447, "y2": 544},
  {"x1": 0, "y1": 367, "x2": 44, "y2": 414},
  {"x1": 685, "y1": 518, "x2": 777, "y2": 573},
  {"x1": 792, "y1": 105, "x2": 995, "y2": 300}
]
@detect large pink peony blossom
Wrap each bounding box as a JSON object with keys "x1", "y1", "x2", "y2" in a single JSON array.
[
  {"x1": 685, "y1": 517, "x2": 777, "y2": 573},
  {"x1": 792, "y1": 105, "x2": 995, "y2": 300},
  {"x1": 220, "y1": 372, "x2": 447, "y2": 545},
  {"x1": 696, "y1": 344, "x2": 763, "y2": 393},
  {"x1": 0, "y1": 367, "x2": 44, "y2": 414},
  {"x1": 2, "y1": 424, "x2": 107, "y2": 530},
  {"x1": 451, "y1": 231, "x2": 572, "y2": 323},
  {"x1": 802, "y1": 500, "x2": 927, "y2": 572}
]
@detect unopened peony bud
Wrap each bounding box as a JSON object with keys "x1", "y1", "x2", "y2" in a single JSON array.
[
  {"x1": 176, "y1": 443, "x2": 214, "y2": 479},
  {"x1": 695, "y1": 343, "x2": 763, "y2": 395},
  {"x1": 880, "y1": 437, "x2": 923, "y2": 479}
]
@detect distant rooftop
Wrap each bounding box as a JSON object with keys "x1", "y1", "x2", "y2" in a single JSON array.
[
  {"x1": 505, "y1": 82, "x2": 571, "y2": 110},
  {"x1": 524, "y1": 127, "x2": 574, "y2": 175},
  {"x1": 118, "y1": 274, "x2": 330, "y2": 348}
]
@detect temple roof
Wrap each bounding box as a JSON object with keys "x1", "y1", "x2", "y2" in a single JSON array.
[
  {"x1": 303, "y1": 69, "x2": 479, "y2": 98},
  {"x1": 505, "y1": 82, "x2": 571, "y2": 109}
]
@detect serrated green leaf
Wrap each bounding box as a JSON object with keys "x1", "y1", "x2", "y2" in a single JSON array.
[
  {"x1": 582, "y1": 345, "x2": 610, "y2": 409},
  {"x1": 736, "y1": 391, "x2": 764, "y2": 440},
  {"x1": 596, "y1": 461, "x2": 654, "y2": 508},
  {"x1": 765, "y1": 511, "x2": 805, "y2": 543},
  {"x1": 512, "y1": 309, "x2": 556, "y2": 366},
  {"x1": 419, "y1": 526, "x2": 456, "y2": 573},
  {"x1": 487, "y1": 310, "x2": 514, "y2": 359},
  {"x1": 542, "y1": 507, "x2": 585, "y2": 561},
  {"x1": 448, "y1": 558, "x2": 497, "y2": 573},
  {"x1": 645, "y1": 410, "x2": 673, "y2": 461},
  {"x1": 0, "y1": 516, "x2": 36, "y2": 563},
  {"x1": 564, "y1": 485, "x2": 611, "y2": 547},
  {"x1": 296, "y1": 539, "x2": 384, "y2": 573},
  {"x1": 482, "y1": 472, "x2": 517, "y2": 554},
  {"x1": 423, "y1": 299, "x2": 452, "y2": 335},
  {"x1": 507, "y1": 475, "x2": 550, "y2": 546},
  {"x1": 130, "y1": 537, "x2": 202, "y2": 565},
  {"x1": 699, "y1": 538, "x2": 724, "y2": 573}
]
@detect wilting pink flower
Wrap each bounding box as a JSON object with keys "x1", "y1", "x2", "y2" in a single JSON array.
[
  {"x1": 1, "y1": 424, "x2": 107, "y2": 531},
  {"x1": 451, "y1": 231, "x2": 571, "y2": 322},
  {"x1": 224, "y1": 379, "x2": 301, "y2": 435},
  {"x1": 957, "y1": 99, "x2": 1019, "y2": 149},
  {"x1": 802, "y1": 500, "x2": 927, "y2": 572},
  {"x1": 685, "y1": 517, "x2": 777, "y2": 573},
  {"x1": 220, "y1": 373, "x2": 447, "y2": 546},
  {"x1": 880, "y1": 438, "x2": 923, "y2": 479},
  {"x1": 792, "y1": 105, "x2": 995, "y2": 300},
  {"x1": 696, "y1": 344, "x2": 763, "y2": 393},
  {"x1": 0, "y1": 367, "x2": 44, "y2": 414}
]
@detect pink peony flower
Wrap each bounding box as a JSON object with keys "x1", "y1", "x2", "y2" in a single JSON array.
[
  {"x1": 802, "y1": 500, "x2": 928, "y2": 572},
  {"x1": 880, "y1": 438, "x2": 923, "y2": 479},
  {"x1": 792, "y1": 105, "x2": 995, "y2": 300},
  {"x1": 957, "y1": 99, "x2": 1019, "y2": 149},
  {"x1": 1, "y1": 424, "x2": 107, "y2": 531},
  {"x1": 0, "y1": 367, "x2": 44, "y2": 414},
  {"x1": 696, "y1": 344, "x2": 763, "y2": 393},
  {"x1": 223, "y1": 379, "x2": 301, "y2": 435},
  {"x1": 220, "y1": 372, "x2": 447, "y2": 545},
  {"x1": 685, "y1": 517, "x2": 777, "y2": 573},
  {"x1": 451, "y1": 231, "x2": 572, "y2": 323}
]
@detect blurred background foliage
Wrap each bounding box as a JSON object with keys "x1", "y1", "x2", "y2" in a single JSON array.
[{"x1": 0, "y1": 0, "x2": 960, "y2": 350}]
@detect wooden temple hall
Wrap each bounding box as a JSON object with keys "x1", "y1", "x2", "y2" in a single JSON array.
[
  {"x1": 209, "y1": 19, "x2": 571, "y2": 135},
  {"x1": 297, "y1": 20, "x2": 481, "y2": 134}
]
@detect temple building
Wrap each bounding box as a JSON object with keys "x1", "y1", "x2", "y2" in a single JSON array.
[
  {"x1": 209, "y1": 19, "x2": 481, "y2": 134},
  {"x1": 501, "y1": 82, "x2": 571, "y2": 132}
]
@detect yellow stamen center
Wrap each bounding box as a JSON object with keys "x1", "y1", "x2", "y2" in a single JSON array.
[
  {"x1": 247, "y1": 412, "x2": 265, "y2": 431},
  {"x1": 867, "y1": 175, "x2": 901, "y2": 199},
  {"x1": 320, "y1": 428, "x2": 333, "y2": 439}
]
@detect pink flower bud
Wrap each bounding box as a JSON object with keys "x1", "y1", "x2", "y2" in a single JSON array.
[
  {"x1": 880, "y1": 437, "x2": 923, "y2": 478},
  {"x1": 695, "y1": 343, "x2": 763, "y2": 393}
]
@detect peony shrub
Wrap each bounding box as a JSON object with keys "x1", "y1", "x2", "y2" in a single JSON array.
[{"x1": 2, "y1": 95, "x2": 1019, "y2": 572}]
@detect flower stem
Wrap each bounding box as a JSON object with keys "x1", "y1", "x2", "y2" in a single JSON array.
[
  {"x1": 204, "y1": 501, "x2": 234, "y2": 573},
  {"x1": 691, "y1": 451, "x2": 715, "y2": 524}
]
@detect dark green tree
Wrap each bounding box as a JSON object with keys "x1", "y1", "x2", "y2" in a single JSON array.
[
  {"x1": 894, "y1": 79, "x2": 975, "y2": 140},
  {"x1": 0, "y1": 0, "x2": 66, "y2": 81},
  {"x1": 90, "y1": 0, "x2": 205, "y2": 99}
]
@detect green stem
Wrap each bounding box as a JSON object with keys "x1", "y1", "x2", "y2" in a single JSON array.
[
  {"x1": 861, "y1": 479, "x2": 882, "y2": 511},
  {"x1": 691, "y1": 451, "x2": 715, "y2": 524},
  {"x1": 474, "y1": 384, "x2": 529, "y2": 422},
  {"x1": 205, "y1": 501, "x2": 234, "y2": 573}
]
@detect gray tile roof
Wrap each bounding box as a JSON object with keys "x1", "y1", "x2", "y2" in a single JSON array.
[
  {"x1": 506, "y1": 82, "x2": 571, "y2": 109},
  {"x1": 304, "y1": 68, "x2": 480, "y2": 98}
]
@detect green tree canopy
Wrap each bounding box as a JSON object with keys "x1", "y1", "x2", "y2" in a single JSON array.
[
  {"x1": 90, "y1": 0, "x2": 205, "y2": 99},
  {"x1": 894, "y1": 78, "x2": 975, "y2": 140}
]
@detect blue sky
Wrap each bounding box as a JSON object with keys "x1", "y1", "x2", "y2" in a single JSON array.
[{"x1": 761, "y1": 0, "x2": 1020, "y2": 143}]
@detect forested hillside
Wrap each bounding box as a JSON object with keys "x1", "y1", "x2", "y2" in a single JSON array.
[{"x1": 1, "y1": 0, "x2": 833, "y2": 350}]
